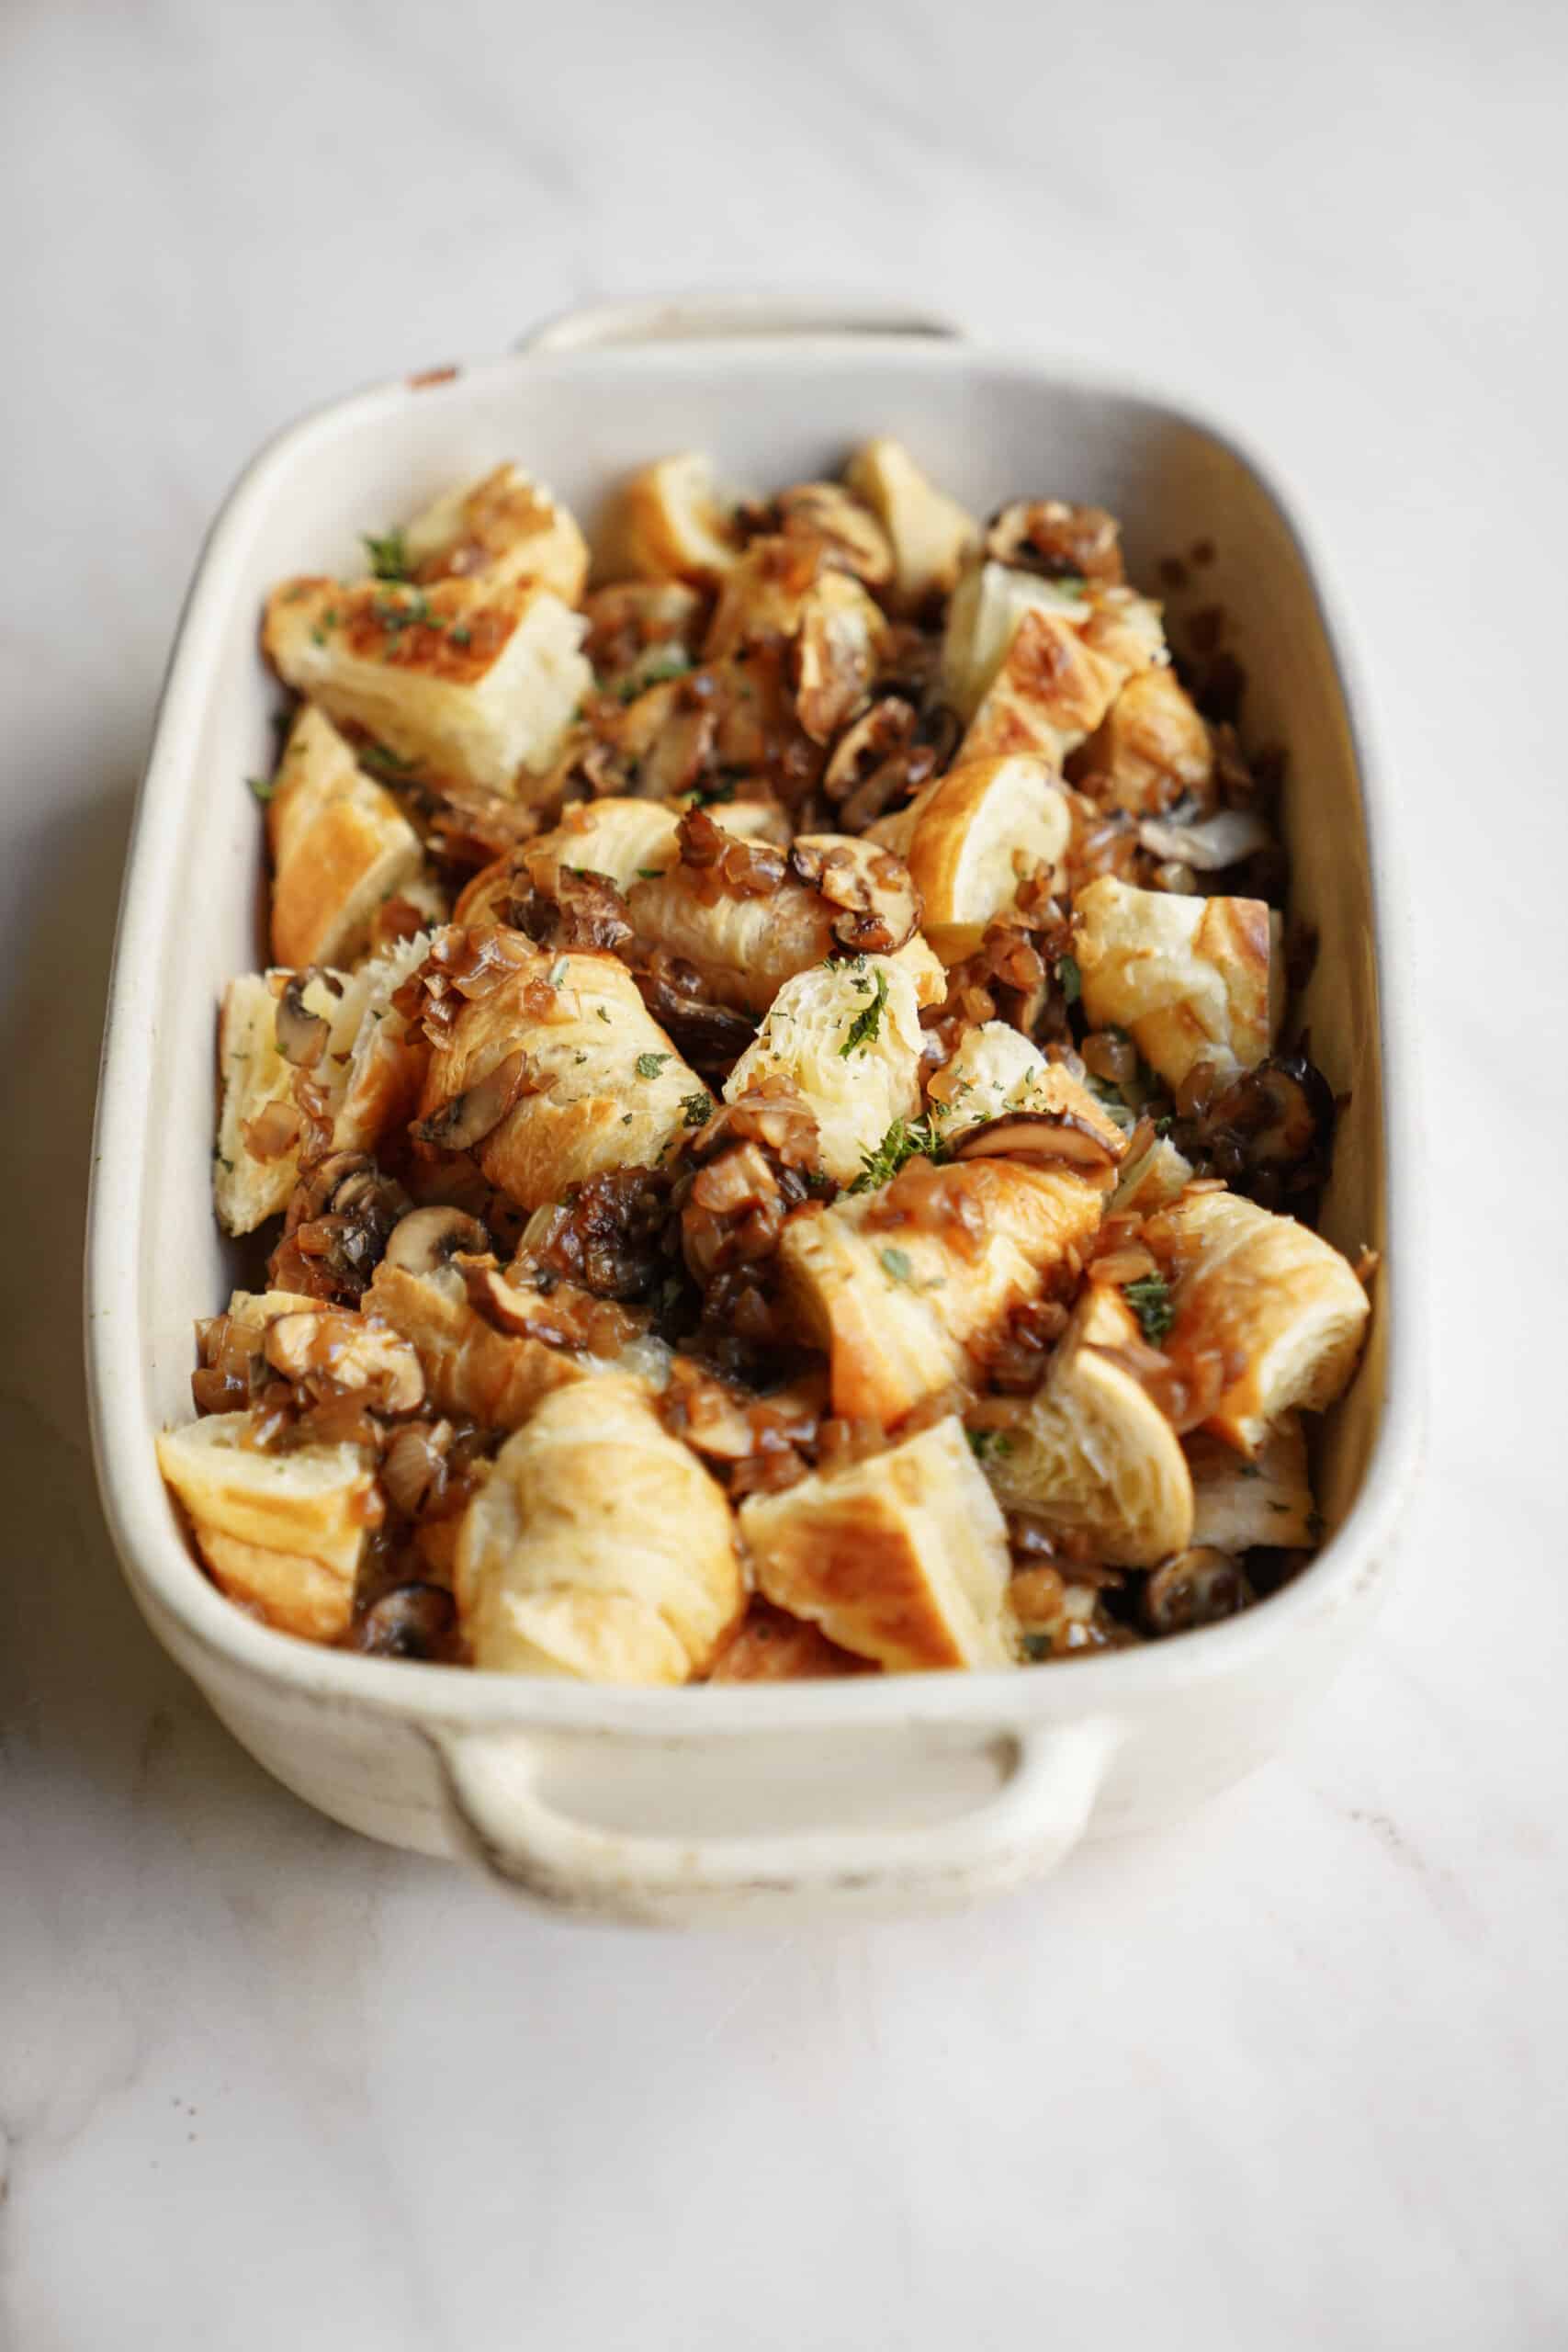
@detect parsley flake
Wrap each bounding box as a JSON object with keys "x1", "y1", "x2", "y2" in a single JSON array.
[
  {"x1": 850, "y1": 1104, "x2": 950, "y2": 1193},
  {"x1": 245, "y1": 774, "x2": 276, "y2": 805},
  {"x1": 635, "y1": 1051, "x2": 671, "y2": 1080},
  {"x1": 879, "y1": 1245, "x2": 942, "y2": 1292},
  {"x1": 595, "y1": 1006, "x2": 612, "y2": 1024},
  {"x1": 1021, "y1": 1631, "x2": 1055, "y2": 1661},
  {"x1": 362, "y1": 527, "x2": 412, "y2": 582},
  {"x1": 1123, "y1": 1274, "x2": 1175, "y2": 1344},
  {"x1": 967, "y1": 1430, "x2": 1014, "y2": 1463},
  {"x1": 682, "y1": 1091, "x2": 715, "y2": 1127},
  {"x1": 839, "y1": 967, "x2": 889, "y2": 1057},
  {"x1": 1055, "y1": 952, "x2": 1082, "y2": 1005}
]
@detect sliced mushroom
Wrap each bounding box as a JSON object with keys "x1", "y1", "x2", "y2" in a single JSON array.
[
  {"x1": 275, "y1": 969, "x2": 334, "y2": 1069},
  {"x1": 985, "y1": 500, "x2": 1124, "y2": 584},
  {"x1": 264, "y1": 1307, "x2": 426, "y2": 1413},
  {"x1": 634, "y1": 960, "x2": 760, "y2": 1069},
  {"x1": 1202, "y1": 1052, "x2": 1335, "y2": 1165},
  {"x1": 346, "y1": 1582, "x2": 457, "y2": 1659},
  {"x1": 1142, "y1": 1546, "x2": 1255, "y2": 1636},
  {"x1": 411, "y1": 1047, "x2": 532, "y2": 1152},
  {"x1": 383, "y1": 1205, "x2": 491, "y2": 1276},
  {"x1": 950, "y1": 1110, "x2": 1121, "y2": 1172},
  {"x1": 787, "y1": 836, "x2": 920, "y2": 955},
  {"x1": 774, "y1": 481, "x2": 895, "y2": 587},
  {"x1": 1136, "y1": 808, "x2": 1274, "y2": 871}
]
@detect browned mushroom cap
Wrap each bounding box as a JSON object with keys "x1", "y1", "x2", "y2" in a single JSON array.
[
  {"x1": 1204, "y1": 1053, "x2": 1334, "y2": 1165},
  {"x1": 787, "y1": 837, "x2": 920, "y2": 955},
  {"x1": 383, "y1": 1204, "x2": 492, "y2": 1276},
  {"x1": 346, "y1": 1583, "x2": 457, "y2": 1658},
  {"x1": 412, "y1": 1048, "x2": 533, "y2": 1152},
  {"x1": 949, "y1": 1111, "x2": 1121, "y2": 1170},
  {"x1": 1142, "y1": 1547, "x2": 1255, "y2": 1636},
  {"x1": 774, "y1": 481, "x2": 895, "y2": 588},
  {"x1": 985, "y1": 500, "x2": 1124, "y2": 584},
  {"x1": 275, "y1": 968, "x2": 337, "y2": 1068},
  {"x1": 634, "y1": 957, "x2": 758, "y2": 1070},
  {"x1": 821, "y1": 695, "x2": 954, "y2": 833}
]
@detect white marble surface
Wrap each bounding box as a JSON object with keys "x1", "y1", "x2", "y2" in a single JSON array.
[{"x1": 4, "y1": 0, "x2": 1565, "y2": 2344}]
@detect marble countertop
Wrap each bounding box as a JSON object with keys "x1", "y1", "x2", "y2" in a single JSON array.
[{"x1": 4, "y1": 2, "x2": 1565, "y2": 2345}]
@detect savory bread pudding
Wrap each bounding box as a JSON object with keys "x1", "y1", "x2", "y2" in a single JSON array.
[{"x1": 157, "y1": 445, "x2": 1374, "y2": 1679}]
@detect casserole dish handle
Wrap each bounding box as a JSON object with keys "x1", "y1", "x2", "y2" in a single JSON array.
[
  {"x1": 517, "y1": 290, "x2": 960, "y2": 353},
  {"x1": 430, "y1": 1719, "x2": 1114, "y2": 1923}
]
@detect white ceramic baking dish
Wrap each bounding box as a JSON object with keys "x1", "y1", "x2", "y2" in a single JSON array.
[{"x1": 85, "y1": 296, "x2": 1425, "y2": 1925}]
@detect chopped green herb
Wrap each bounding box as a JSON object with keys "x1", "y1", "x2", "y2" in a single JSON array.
[
  {"x1": 635, "y1": 1051, "x2": 671, "y2": 1080},
  {"x1": 622, "y1": 1113, "x2": 635, "y2": 1125},
  {"x1": 682, "y1": 1091, "x2": 715, "y2": 1127},
  {"x1": 373, "y1": 589, "x2": 442, "y2": 636},
  {"x1": 1055, "y1": 952, "x2": 1082, "y2": 1005},
  {"x1": 595, "y1": 1006, "x2": 612, "y2": 1024},
  {"x1": 967, "y1": 1430, "x2": 1014, "y2": 1463},
  {"x1": 214, "y1": 1153, "x2": 234, "y2": 1174},
  {"x1": 450, "y1": 625, "x2": 472, "y2": 647},
  {"x1": 617, "y1": 653, "x2": 690, "y2": 703},
  {"x1": 879, "y1": 1246, "x2": 943, "y2": 1292},
  {"x1": 362, "y1": 527, "x2": 412, "y2": 581},
  {"x1": 310, "y1": 626, "x2": 327, "y2": 647},
  {"x1": 635, "y1": 867, "x2": 664, "y2": 881},
  {"x1": 1021, "y1": 1631, "x2": 1055, "y2": 1661},
  {"x1": 1054, "y1": 574, "x2": 1087, "y2": 598},
  {"x1": 1123, "y1": 1274, "x2": 1175, "y2": 1344},
  {"x1": 246, "y1": 774, "x2": 276, "y2": 804},
  {"x1": 839, "y1": 967, "x2": 889, "y2": 1057},
  {"x1": 850, "y1": 1105, "x2": 950, "y2": 1193},
  {"x1": 362, "y1": 740, "x2": 421, "y2": 776},
  {"x1": 321, "y1": 607, "x2": 339, "y2": 629},
  {"x1": 690, "y1": 778, "x2": 737, "y2": 808}
]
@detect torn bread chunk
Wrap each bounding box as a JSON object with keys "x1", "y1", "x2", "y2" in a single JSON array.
[
  {"x1": 156, "y1": 1413, "x2": 380, "y2": 1642},
  {"x1": 265, "y1": 706, "x2": 423, "y2": 969},
  {"x1": 844, "y1": 438, "x2": 979, "y2": 613},
  {"x1": 214, "y1": 930, "x2": 434, "y2": 1236},
  {"x1": 414, "y1": 940, "x2": 700, "y2": 1212},
  {"x1": 739, "y1": 1417, "x2": 1014, "y2": 1672},
  {"x1": 723, "y1": 954, "x2": 924, "y2": 1186},
  {"x1": 1144, "y1": 1190, "x2": 1371, "y2": 1457},
  {"x1": 980, "y1": 1283, "x2": 1194, "y2": 1566},
  {"x1": 1072, "y1": 665, "x2": 1216, "y2": 817},
  {"x1": 263, "y1": 575, "x2": 591, "y2": 797},
  {"x1": 1073, "y1": 873, "x2": 1279, "y2": 1091},
  {"x1": 402, "y1": 462, "x2": 589, "y2": 604},
  {"x1": 778, "y1": 1159, "x2": 1106, "y2": 1427},
  {"x1": 592, "y1": 450, "x2": 749, "y2": 588},
  {"x1": 455, "y1": 1375, "x2": 744, "y2": 1680},
  {"x1": 1188, "y1": 1413, "x2": 1315, "y2": 1551},
  {"x1": 867, "y1": 754, "x2": 1070, "y2": 964}
]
